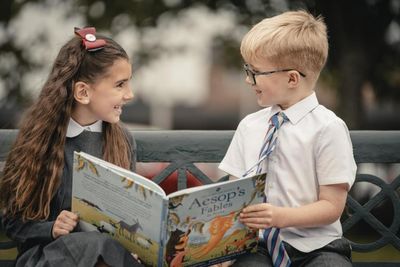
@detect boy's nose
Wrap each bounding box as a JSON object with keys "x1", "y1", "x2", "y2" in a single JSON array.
[{"x1": 245, "y1": 75, "x2": 254, "y2": 85}]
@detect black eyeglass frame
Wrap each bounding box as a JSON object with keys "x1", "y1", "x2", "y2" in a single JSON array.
[{"x1": 244, "y1": 63, "x2": 306, "y2": 85}]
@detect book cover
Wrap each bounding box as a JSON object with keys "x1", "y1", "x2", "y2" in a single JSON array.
[{"x1": 72, "y1": 151, "x2": 266, "y2": 267}]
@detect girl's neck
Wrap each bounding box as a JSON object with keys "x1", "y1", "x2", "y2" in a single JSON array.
[{"x1": 71, "y1": 107, "x2": 97, "y2": 126}]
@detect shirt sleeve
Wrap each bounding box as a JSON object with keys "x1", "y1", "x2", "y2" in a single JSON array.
[
  {"x1": 2, "y1": 215, "x2": 54, "y2": 245},
  {"x1": 219, "y1": 120, "x2": 246, "y2": 178},
  {"x1": 315, "y1": 118, "x2": 357, "y2": 189}
]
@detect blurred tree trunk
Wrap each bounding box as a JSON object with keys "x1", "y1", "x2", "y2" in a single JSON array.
[{"x1": 312, "y1": 0, "x2": 393, "y2": 129}]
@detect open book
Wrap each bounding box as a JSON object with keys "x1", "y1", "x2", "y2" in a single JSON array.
[{"x1": 72, "y1": 151, "x2": 266, "y2": 267}]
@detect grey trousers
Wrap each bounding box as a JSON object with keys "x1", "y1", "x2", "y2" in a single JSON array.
[
  {"x1": 16, "y1": 231, "x2": 143, "y2": 267},
  {"x1": 233, "y1": 238, "x2": 352, "y2": 267}
]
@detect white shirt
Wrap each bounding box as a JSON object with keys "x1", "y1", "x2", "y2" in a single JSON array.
[
  {"x1": 66, "y1": 118, "x2": 103, "y2": 138},
  {"x1": 219, "y1": 92, "x2": 357, "y2": 252}
]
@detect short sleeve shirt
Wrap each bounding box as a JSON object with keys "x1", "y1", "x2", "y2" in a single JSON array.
[{"x1": 219, "y1": 92, "x2": 357, "y2": 252}]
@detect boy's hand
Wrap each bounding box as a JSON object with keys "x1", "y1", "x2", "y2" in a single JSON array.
[
  {"x1": 52, "y1": 210, "x2": 79, "y2": 239},
  {"x1": 239, "y1": 203, "x2": 280, "y2": 229}
]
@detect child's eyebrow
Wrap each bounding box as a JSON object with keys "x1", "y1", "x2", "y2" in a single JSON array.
[{"x1": 115, "y1": 75, "x2": 132, "y2": 84}]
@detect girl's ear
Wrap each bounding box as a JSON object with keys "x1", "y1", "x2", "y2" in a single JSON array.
[{"x1": 73, "y1": 81, "x2": 91, "y2": 104}]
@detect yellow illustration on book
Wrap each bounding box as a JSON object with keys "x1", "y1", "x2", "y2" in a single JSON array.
[
  {"x1": 166, "y1": 211, "x2": 257, "y2": 267},
  {"x1": 165, "y1": 175, "x2": 265, "y2": 266},
  {"x1": 75, "y1": 155, "x2": 99, "y2": 176},
  {"x1": 169, "y1": 194, "x2": 187, "y2": 210},
  {"x1": 120, "y1": 177, "x2": 152, "y2": 199},
  {"x1": 189, "y1": 211, "x2": 235, "y2": 259},
  {"x1": 225, "y1": 230, "x2": 256, "y2": 253},
  {"x1": 72, "y1": 197, "x2": 160, "y2": 266},
  {"x1": 121, "y1": 177, "x2": 134, "y2": 188}
]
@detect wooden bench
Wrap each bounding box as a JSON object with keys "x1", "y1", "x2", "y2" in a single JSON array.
[{"x1": 1, "y1": 129, "x2": 399, "y2": 266}]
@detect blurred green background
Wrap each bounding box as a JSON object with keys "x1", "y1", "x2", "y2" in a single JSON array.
[{"x1": 0, "y1": 0, "x2": 400, "y2": 130}]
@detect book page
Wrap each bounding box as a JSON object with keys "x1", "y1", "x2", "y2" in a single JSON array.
[
  {"x1": 164, "y1": 174, "x2": 266, "y2": 266},
  {"x1": 72, "y1": 152, "x2": 167, "y2": 267},
  {"x1": 81, "y1": 152, "x2": 166, "y2": 197},
  {"x1": 167, "y1": 177, "x2": 241, "y2": 198}
]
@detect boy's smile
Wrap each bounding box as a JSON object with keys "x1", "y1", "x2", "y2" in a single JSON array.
[{"x1": 245, "y1": 61, "x2": 290, "y2": 108}]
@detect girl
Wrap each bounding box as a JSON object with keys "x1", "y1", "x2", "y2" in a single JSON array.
[{"x1": 0, "y1": 27, "x2": 143, "y2": 267}]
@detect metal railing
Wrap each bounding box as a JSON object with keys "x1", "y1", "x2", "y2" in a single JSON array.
[{"x1": 1, "y1": 130, "x2": 399, "y2": 266}]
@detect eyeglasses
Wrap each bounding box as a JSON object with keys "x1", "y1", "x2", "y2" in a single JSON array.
[{"x1": 244, "y1": 63, "x2": 306, "y2": 85}]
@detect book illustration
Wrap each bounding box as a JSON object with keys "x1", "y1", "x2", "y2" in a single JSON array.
[
  {"x1": 166, "y1": 228, "x2": 191, "y2": 266},
  {"x1": 121, "y1": 177, "x2": 154, "y2": 199},
  {"x1": 72, "y1": 152, "x2": 266, "y2": 267},
  {"x1": 97, "y1": 220, "x2": 116, "y2": 235},
  {"x1": 168, "y1": 194, "x2": 186, "y2": 210},
  {"x1": 118, "y1": 218, "x2": 143, "y2": 241},
  {"x1": 163, "y1": 177, "x2": 265, "y2": 266},
  {"x1": 224, "y1": 229, "x2": 257, "y2": 254},
  {"x1": 73, "y1": 195, "x2": 160, "y2": 265},
  {"x1": 121, "y1": 177, "x2": 134, "y2": 188},
  {"x1": 136, "y1": 236, "x2": 154, "y2": 249},
  {"x1": 190, "y1": 211, "x2": 236, "y2": 259},
  {"x1": 167, "y1": 212, "x2": 254, "y2": 266},
  {"x1": 75, "y1": 154, "x2": 99, "y2": 176},
  {"x1": 74, "y1": 196, "x2": 102, "y2": 211},
  {"x1": 165, "y1": 210, "x2": 259, "y2": 267}
]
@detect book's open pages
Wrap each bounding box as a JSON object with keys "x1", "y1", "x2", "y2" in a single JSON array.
[{"x1": 72, "y1": 151, "x2": 266, "y2": 267}]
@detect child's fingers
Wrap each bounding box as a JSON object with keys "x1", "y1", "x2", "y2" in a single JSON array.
[
  {"x1": 242, "y1": 222, "x2": 267, "y2": 229},
  {"x1": 240, "y1": 215, "x2": 272, "y2": 229},
  {"x1": 57, "y1": 215, "x2": 78, "y2": 228},
  {"x1": 60, "y1": 210, "x2": 79, "y2": 221},
  {"x1": 242, "y1": 203, "x2": 269, "y2": 213},
  {"x1": 57, "y1": 221, "x2": 75, "y2": 232},
  {"x1": 52, "y1": 210, "x2": 79, "y2": 239},
  {"x1": 52, "y1": 220, "x2": 74, "y2": 239},
  {"x1": 240, "y1": 210, "x2": 267, "y2": 218},
  {"x1": 52, "y1": 228, "x2": 70, "y2": 238}
]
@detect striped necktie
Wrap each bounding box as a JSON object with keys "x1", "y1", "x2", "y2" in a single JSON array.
[{"x1": 243, "y1": 112, "x2": 291, "y2": 267}]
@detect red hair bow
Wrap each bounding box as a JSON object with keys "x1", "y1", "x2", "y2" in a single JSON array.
[{"x1": 74, "y1": 27, "x2": 106, "y2": 51}]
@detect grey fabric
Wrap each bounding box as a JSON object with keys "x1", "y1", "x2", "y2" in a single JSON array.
[
  {"x1": 233, "y1": 239, "x2": 273, "y2": 267},
  {"x1": 16, "y1": 232, "x2": 142, "y2": 267},
  {"x1": 285, "y1": 238, "x2": 352, "y2": 267},
  {"x1": 233, "y1": 238, "x2": 352, "y2": 267},
  {"x1": 3, "y1": 130, "x2": 140, "y2": 267}
]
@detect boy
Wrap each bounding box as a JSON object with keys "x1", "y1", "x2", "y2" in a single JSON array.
[{"x1": 219, "y1": 10, "x2": 356, "y2": 267}]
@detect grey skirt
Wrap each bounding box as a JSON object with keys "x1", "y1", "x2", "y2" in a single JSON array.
[{"x1": 16, "y1": 231, "x2": 143, "y2": 267}]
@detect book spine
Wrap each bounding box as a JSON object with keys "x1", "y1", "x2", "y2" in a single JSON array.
[{"x1": 158, "y1": 198, "x2": 169, "y2": 267}]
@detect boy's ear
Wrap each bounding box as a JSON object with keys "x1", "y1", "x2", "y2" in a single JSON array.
[
  {"x1": 287, "y1": 71, "x2": 300, "y2": 88},
  {"x1": 73, "y1": 81, "x2": 91, "y2": 104}
]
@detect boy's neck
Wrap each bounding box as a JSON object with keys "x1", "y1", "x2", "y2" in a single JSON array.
[{"x1": 279, "y1": 88, "x2": 314, "y2": 110}]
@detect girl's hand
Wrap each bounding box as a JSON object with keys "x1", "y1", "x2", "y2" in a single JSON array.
[
  {"x1": 52, "y1": 210, "x2": 79, "y2": 239},
  {"x1": 239, "y1": 203, "x2": 280, "y2": 229}
]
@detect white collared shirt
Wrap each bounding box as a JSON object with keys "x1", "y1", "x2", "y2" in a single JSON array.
[
  {"x1": 219, "y1": 92, "x2": 357, "y2": 252},
  {"x1": 66, "y1": 118, "x2": 103, "y2": 138}
]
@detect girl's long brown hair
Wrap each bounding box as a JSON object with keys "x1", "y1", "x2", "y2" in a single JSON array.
[{"x1": 0, "y1": 34, "x2": 132, "y2": 221}]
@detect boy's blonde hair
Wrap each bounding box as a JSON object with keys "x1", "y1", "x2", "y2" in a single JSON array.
[{"x1": 241, "y1": 10, "x2": 328, "y2": 78}]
